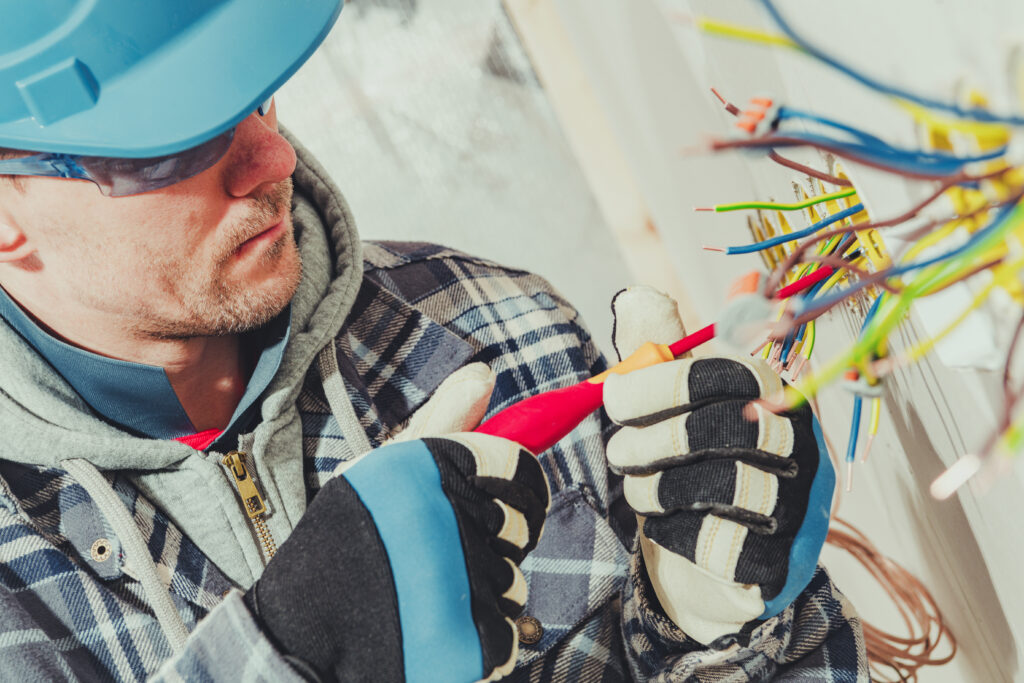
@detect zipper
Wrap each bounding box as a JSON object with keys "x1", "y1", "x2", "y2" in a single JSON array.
[{"x1": 222, "y1": 451, "x2": 278, "y2": 561}]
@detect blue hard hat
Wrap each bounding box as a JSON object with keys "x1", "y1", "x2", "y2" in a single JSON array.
[{"x1": 0, "y1": 0, "x2": 343, "y2": 158}]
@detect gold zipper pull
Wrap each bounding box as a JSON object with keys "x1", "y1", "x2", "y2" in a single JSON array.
[{"x1": 223, "y1": 451, "x2": 266, "y2": 518}]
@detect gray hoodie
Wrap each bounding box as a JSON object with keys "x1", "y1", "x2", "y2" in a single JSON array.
[{"x1": 0, "y1": 130, "x2": 363, "y2": 591}]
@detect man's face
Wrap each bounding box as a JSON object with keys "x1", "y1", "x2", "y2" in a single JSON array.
[{"x1": 0, "y1": 101, "x2": 301, "y2": 341}]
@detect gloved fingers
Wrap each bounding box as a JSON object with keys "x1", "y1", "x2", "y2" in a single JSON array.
[
  {"x1": 473, "y1": 476, "x2": 548, "y2": 557},
  {"x1": 624, "y1": 462, "x2": 779, "y2": 534},
  {"x1": 476, "y1": 617, "x2": 519, "y2": 683},
  {"x1": 603, "y1": 356, "x2": 783, "y2": 427},
  {"x1": 424, "y1": 435, "x2": 549, "y2": 559},
  {"x1": 494, "y1": 500, "x2": 530, "y2": 552},
  {"x1": 391, "y1": 362, "x2": 496, "y2": 442},
  {"x1": 454, "y1": 517, "x2": 523, "y2": 679},
  {"x1": 610, "y1": 285, "x2": 688, "y2": 360},
  {"x1": 639, "y1": 533, "x2": 766, "y2": 645},
  {"x1": 438, "y1": 432, "x2": 551, "y2": 513},
  {"x1": 498, "y1": 557, "x2": 528, "y2": 617},
  {"x1": 607, "y1": 400, "x2": 797, "y2": 476},
  {"x1": 470, "y1": 498, "x2": 536, "y2": 565},
  {"x1": 644, "y1": 511, "x2": 770, "y2": 583}
]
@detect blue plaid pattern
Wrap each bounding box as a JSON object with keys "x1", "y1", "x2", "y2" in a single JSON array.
[{"x1": 0, "y1": 240, "x2": 867, "y2": 681}]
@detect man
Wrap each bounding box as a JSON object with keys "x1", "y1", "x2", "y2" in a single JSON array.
[{"x1": 0, "y1": 2, "x2": 866, "y2": 681}]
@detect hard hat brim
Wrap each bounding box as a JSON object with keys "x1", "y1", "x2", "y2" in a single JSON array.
[{"x1": 2, "y1": 0, "x2": 343, "y2": 158}]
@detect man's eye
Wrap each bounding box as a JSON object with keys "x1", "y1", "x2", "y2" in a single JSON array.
[{"x1": 257, "y1": 96, "x2": 275, "y2": 117}]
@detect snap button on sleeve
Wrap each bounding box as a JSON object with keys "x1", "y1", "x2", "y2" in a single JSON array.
[
  {"x1": 90, "y1": 538, "x2": 113, "y2": 562},
  {"x1": 516, "y1": 615, "x2": 543, "y2": 645}
]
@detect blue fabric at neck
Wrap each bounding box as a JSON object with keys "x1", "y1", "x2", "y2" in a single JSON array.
[{"x1": 0, "y1": 285, "x2": 289, "y2": 445}]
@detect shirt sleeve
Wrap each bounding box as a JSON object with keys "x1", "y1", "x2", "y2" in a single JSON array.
[
  {"x1": 621, "y1": 543, "x2": 870, "y2": 681},
  {"x1": 150, "y1": 590, "x2": 308, "y2": 683}
]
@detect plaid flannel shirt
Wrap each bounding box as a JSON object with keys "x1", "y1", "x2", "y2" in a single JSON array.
[{"x1": 0, "y1": 241, "x2": 867, "y2": 682}]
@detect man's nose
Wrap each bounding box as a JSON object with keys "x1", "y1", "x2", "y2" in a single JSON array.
[{"x1": 221, "y1": 112, "x2": 297, "y2": 198}]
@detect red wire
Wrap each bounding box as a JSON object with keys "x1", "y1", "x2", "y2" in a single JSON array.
[
  {"x1": 667, "y1": 266, "x2": 834, "y2": 357},
  {"x1": 774, "y1": 265, "x2": 835, "y2": 299}
]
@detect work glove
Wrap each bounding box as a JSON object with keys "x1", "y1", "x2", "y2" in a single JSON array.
[
  {"x1": 604, "y1": 286, "x2": 834, "y2": 645},
  {"x1": 245, "y1": 364, "x2": 549, "y2": 683}
]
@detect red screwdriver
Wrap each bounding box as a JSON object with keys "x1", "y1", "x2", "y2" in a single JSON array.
[{"x1": 474, "y1": 266, "x2": 833, "y2": 453}]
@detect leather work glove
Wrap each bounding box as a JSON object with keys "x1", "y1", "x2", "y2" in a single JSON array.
[
  {"x1": 604, "y1": 286, "x2": 834, "y2": 645},
  {"x1": 245, "y1": 364, "x2": 549, "y2": 683}
]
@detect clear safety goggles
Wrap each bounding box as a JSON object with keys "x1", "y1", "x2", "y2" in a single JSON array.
[{"x1": 0, "y1": 96, "x2": 274, "y2": 197}]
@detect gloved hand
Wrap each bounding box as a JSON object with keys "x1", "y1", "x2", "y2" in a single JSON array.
[
  {"x1": 245, "y1": 364, "x2": 549, "y2": 683},
  {"x1": 604, "y1": 286, "x2": 834, "y2": 645}
]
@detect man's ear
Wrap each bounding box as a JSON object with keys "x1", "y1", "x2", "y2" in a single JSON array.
[{"x1": 0, "y1": 220, "x2": 36, "y2": 262}]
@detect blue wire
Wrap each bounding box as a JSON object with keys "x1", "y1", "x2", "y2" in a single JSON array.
[
  {"x1": 846, "y1": 397, "x2": 863, "y2": 464},
  {"x1": 779, "y1": 130, "x2": 1005, "y2": 174},
  {"x1": 759, "y1": 0, "x2": 1024, "y2": 126},
  {"x1": 777, "y1": 107, "x2": 890, "y2": 147},
  {"x1": 779, "y1": 329, "x2": 796, "y2": 365},
  {"x1": 796, "y1": 199, "x2": 1020, "y2": 318},
  {"x1": 844, "y1": 296, "x2": 884, "y2": 465},
  {"x1": 777, "y1": 109, "x2": 1008, "y2": 166},
  {"x1": 726, "y1": 203, "x2": 864, "y2": 254}
]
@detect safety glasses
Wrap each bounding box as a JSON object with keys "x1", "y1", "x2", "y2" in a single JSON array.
[{"x1": 0, "y1": 96, "x2": 274, "y2": 197}]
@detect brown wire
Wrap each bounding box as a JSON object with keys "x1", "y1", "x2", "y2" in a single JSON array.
[
  {"x1": 707, "y1": 88, "x2": 853, "y2": 187},
  {"x1": 807, "y1": 395, "x2": 956, "y2": 682},
  {"x1": 712, "y1": 136, "x2": 969, "y2": 181},
  {"x1": 764, "y1": 171, "x2": 1014, "y2": 296},
  {"x1": 711, "y1": 89, "x2": 975, "y2": 680},
  {"x1": 827, "y1": 518, "x2": 957, "y2": 682},
  {"x1": 768, "y1": 149, "x2": 853, "y2": 186}
]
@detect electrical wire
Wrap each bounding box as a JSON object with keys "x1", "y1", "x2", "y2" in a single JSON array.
[
  {"x1": 787, "y1": 198, "x2": 1024, "y2": 408},
  {"x1": 758, "y1": 0, "x2": 1024, "y2": 126},
  {"x1": 846, "y1": 396, "x2": 863, "y2": 491},
  {"x1": 778, "y1": 107, "x2": 890, "y2": 147},
  {"x1": 826, "y1": 518, "x2": 957, "y2": 682},
  {"x1": 842, "y1": 295, "x2": 884, "y2": 491},
  {"x1": 690, "y1": 14, "x2": 801, "y2": 51},
  {"x1": 695, "y1": 188, "x2": 857, "y2": 212},
  {"x1": 692, "y1": 13, "x2": 1019, "y2": 133},
  {"x1": 709, "y1": 87, "x2": 854, "y2": 187},
  {"x1": 764, "y1": 168, "x2": 1014, "y2": 296},
  {"x1": 795, "y1": 200, "x2": 1020, "y2": 324},
  {"x1": 712, "y1": 134, "x2": 1001, "y2": 180},
  {"x1": 885, "y1": 257, "x2": 1024, "y2": 370},
  {"x1": 861, "y1": 397, "x2": 882, "y2": 463},
  {"x1": 777, "y1": 108, "x2": 1009, "y2": 164},
  {"x1": 709, "y1": 203, "x2": 864, "y2": 254},
  {"x1": 767, "y1": 149, "x2": 853, "y2": 186}
]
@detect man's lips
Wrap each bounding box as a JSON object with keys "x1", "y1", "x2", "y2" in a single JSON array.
[{"x1": 236, "y1": 219, "x2": 285, "y2": 257}]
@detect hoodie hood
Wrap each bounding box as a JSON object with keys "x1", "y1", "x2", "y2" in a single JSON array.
[{"x1": 0, "y1": 128, "x2": 363, "y2": 472}]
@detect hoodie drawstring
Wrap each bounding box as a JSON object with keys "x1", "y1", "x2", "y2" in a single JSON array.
[{"x1": 62, "y1": 458, "x2": 190, "y2": 653}]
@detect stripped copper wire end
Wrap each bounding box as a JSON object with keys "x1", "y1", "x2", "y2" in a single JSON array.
[
  {"x1": 859, "y1": 434, "x2": 875, "y2": 463},
  {"x1": 790, "y1": 356, "x2": 808, "y2": 381}
]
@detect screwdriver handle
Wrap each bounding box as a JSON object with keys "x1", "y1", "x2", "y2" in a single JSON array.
[
  {"x1": 475, "y1": 342, "x2": 673, "y2": 454},
  {"x1": 476, "y1": 267, "x2": 832, "y2": 453}
]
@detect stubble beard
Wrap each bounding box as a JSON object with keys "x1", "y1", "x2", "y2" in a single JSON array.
[{"x1": 136, "y1": 179, "x2": 303, "y2": 340}]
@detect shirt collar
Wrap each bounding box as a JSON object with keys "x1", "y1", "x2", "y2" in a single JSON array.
[{"x1": 0, "y1": 285, "x2": 290, "y2": 444}]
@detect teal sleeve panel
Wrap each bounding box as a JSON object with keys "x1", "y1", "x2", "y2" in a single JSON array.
[
  {"x1": 344, "y1": 440, "x2": 483, "y2": 683},
  {"x1": 760, "y1": 415, "x2": 835, "y2": 618}
]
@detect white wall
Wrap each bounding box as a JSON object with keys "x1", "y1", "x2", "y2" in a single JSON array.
[{"x1": 277, "y1": 0, "x2": 634, "y2": 359}]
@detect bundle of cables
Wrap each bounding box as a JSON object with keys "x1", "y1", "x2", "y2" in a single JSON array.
[{"x1": 674, "y1": 3, "x2": 1024, "y2": 676}]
